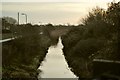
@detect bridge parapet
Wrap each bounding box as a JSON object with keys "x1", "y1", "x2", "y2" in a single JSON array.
[{"x1": 93, "y1": 59, "x2": 120, "y2": 79}]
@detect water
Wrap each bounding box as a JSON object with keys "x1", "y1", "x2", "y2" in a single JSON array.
[{"x1": 38, "y1": 37, "x2": 78, "y2": 79}]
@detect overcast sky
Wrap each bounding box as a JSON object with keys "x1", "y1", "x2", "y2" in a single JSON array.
[{"x1": 1, "y1": 0, "x2": 120, "y2": 25}]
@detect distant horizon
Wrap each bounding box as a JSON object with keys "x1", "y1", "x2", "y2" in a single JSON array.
[{"x1": 1, "y1": 0, "x2": 120, "y2": 25}]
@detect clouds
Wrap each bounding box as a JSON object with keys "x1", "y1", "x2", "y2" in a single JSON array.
[
  {"x1": 2, "y1": 0, "x2": 118, "y2": 24},
  {"x1": 2, "y1": 3, "x2": 85, "y2": 24},
  {"x1": 1, "y1": 0, "x2": 117, "y2": 2}
]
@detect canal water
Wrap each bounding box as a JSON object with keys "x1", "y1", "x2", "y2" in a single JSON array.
[{"x1": 38, "y1": 37, "x2": 78, "y2": 79}]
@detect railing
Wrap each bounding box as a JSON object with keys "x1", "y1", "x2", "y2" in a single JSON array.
[
  {"x1": 93, "y1": 59, "x2": 120, "y2": 79},
  {"x1": 0, "y1": 36, "x2": 22, "y2": 43},
  {"x1": 0, "y1": 38, "x2": 15, "y2": 43}
]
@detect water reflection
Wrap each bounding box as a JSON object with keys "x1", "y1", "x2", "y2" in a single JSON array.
[{"x1": 38, "y1": 37, "x2": 78, "y2": 79}]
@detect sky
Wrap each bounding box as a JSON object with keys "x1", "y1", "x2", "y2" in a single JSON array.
[{"x1": 1, "y1": 0, "x2": 120, "y2": 25}]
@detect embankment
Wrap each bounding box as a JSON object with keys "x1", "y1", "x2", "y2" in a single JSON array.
[{"x1": 2, "y1": 33, "x2": 51, "y2": 79}]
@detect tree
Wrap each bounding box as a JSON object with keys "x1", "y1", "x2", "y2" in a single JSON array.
[
  {"x1": 106, "y1": 2, "x2": 120, "y2": 32},
  {"x1": 3, "y1": 17, "x2": 17, "y2": 25},
  {"x1": 82, "y1": 7, "x2": 105, "y2": 25}
]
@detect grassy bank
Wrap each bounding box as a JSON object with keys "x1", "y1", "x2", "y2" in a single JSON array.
[
  {"x1": 62, "y1": 2, "x2": 120, "y2": 78},
  {"x1": 2, "y1": 24, "x2": 54, "y2": 79}
]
